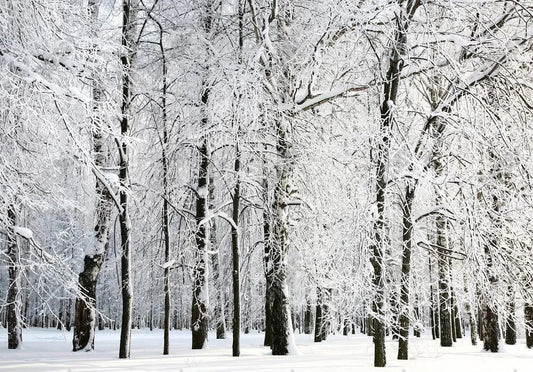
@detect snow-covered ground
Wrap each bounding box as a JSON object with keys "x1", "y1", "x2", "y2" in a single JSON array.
[{"x1": 0, "y1": 328, "x2": 531, "y2": 371}]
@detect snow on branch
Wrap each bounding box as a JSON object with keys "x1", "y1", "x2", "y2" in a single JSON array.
[{"x1": 294, "y1": 82, "x2": 373, "y2": 112}]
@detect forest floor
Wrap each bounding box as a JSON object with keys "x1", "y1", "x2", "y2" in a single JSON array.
[{"x1": 0, "y1": 328, "x2": 531, "y2": 371}]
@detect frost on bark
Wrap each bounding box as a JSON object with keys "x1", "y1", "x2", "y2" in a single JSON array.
[
  {"x1": 7, "y1": 206, "x2": 22, "y2": 350},
  {"x1": 268, "y1": 119, "x2": 296, "y2": 356}
]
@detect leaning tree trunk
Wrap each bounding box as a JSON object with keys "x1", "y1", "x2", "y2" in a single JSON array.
[
  {"x1": 397, "y1": 184, "x2": 415, "y2": 360},
  {"x1": 7, "y1": 206, "x2": 22, "y2": 350},
  {"x1": 73, "y1": 0, "x2": 115, "y2": 352}
]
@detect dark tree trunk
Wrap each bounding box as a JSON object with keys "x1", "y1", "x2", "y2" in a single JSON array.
[
  {"x1": 210, "y1": 227, "x2": 226, "y2": 340},
  {"x1": 482, "y1": 303, "x2": 499, "y2": 352},
  {"x1": 370, "y1": 1, "x2": 421, "y2": 365},
  {"x1": 191, "y1": 139, "x2": 210, "y2": 349},
  {"x1": 343, "y1": 318, "x2": 350, "y2": 336},
  {"x1": 525, "y1": 304, "x2": 533, "y2": 348},
  {"x1": 450, "y1": 288, "x2": 460, "y2": 341},
  {"x1": 398, "y1": 185, "x2": 415, "y2": 360},
  {"x1": 231, "y1": 145, "x2": 241, "y2": 357},
  {"x1": 429, "y1": 255, "x2": 439, "y2": 340},
  {"x1": 436, "y1": 216, "x2": 453, "y2": 347},
  {"x1": 263, "y1": 193, "x2": 273, "y2": 347},
  {"x1": 505, "y1": 286, "x2": 516, "y2": 345},
  {"x1": 304, "y1": 301, "x2": 313, "y2": 334},
  {"x1": 7, "y1": 206, "x2": 22, "y2": 349},
  {"x1": 118, "y1": 0, "x2": 136, "y2": 359},
  {"x1": 208, "y1": 177, "x2": 226, "y2": 341},
  {"x1": 314, "y1": 298, "x2": 323, "y2": 342},
  {"x1": 157, "y1": 15, "x2": 172, "y2": 355},
  {"x1": 265, "y1": 116, "x2": 296, "y2": 355},
  {"x1": 367, "y1": 314, "x2": 374, "y2": 337}
]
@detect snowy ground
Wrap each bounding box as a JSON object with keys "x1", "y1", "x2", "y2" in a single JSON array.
[{"x1": 0, "y1": 328, "x2": 532, "y2": 371}]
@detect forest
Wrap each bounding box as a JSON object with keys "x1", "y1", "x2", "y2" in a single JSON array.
[{"x1": 0, "y1": 0, "x2": 532, "y2": 369}]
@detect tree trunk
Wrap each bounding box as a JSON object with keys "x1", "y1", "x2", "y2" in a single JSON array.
[
  {"x1": 118, "y1": 0, "x2": 136, "y2": 360},
  {"x1": 208, "y1": 176, "x2": 226, "y2": 340},
  {"x1": 263, "y1": 193, "x2": 273, "y2": 347},
  {"x1": 398, "y1": 184, "x2": 415, "y2": 360},
  {"x1": 156, "y1": 14, "x2": 172, "y2": 355},
  {"x1": 482, "y1": 303, "x2": 499, "y2": 352},
  {"x1": 231, "y1": 145, "x2": 241, "y2": 357},
  {"x1": 7, "y1": 206, "x2": 22, "y2": 350},
  {"x1": 73, "y1": 0, "x2": 114, "y2": 353},
  {"x1": 465, "y1": 300, "x2": 477, "y2": 346},
  {"x1": 505, "y1": 286, "x2": 516, "y2": 345},
  {"x1": 429, "y1": 255, "x2": 439, "y2": 340},
  {"x1": 451, "y1": 288, "x2": 461, "y2": 340},
  {"x1": 436, "y1": 216, "x2": 453, "y2": 347},
  {"x1": 210, "y1": 225, "x2": 226, "y2": 340},
  {"x1": 525, "y1": 304, "x2": 533, "y2": 348},
  {"x1": 304, "y1": 301, "x2": 313, "y2": 334},
  {"x1": 191, "y1": 139, "x2": 210, "y2": 349},
  {"x1": 269, "y1": 118, "x2": 296, "y2": 356},
  {"x1": 314, "y1": 292, "x2": 323, "y2": 343}
]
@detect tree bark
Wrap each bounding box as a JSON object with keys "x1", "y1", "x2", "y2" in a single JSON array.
[
  {"x1": 263, "y1": 177, "x2": 273, "y2": 347},
  {"x1": 191, "y1": 139, "x2": 210, "y2": 349},
  {"x1": 525, "y1": 304, "x2": 533, "y2": 348},
  {"x1": 231, "y1": 145, "x2": 241, "y2": 357},
  {"x1": 304, "y1": 300, "x2": 313, "y2": 334},
  {"x1": 118, "y1": 0, "x2": 136, "y2": 359},
  {"x1": 73, "y1": 0, "x2": 114, "y2": 353},
  {"x1": 7, "y1": 206, "x2": 22, "y2": 350},
  {"x1": 371, "y1": 1, "x2": 421, "y2": 365},
  {"x1": 436, "y1": 218, "x2": 453, "y2": 347},
  {"x1": 398, "y1": 185, "x2": 415, "y2": 360},
  {"x1": 505, "y1": 286, "x2": 516, "y2": 345},
  {"x1": 156, "y1": 12, "x2": 172, "y2": 355},
  {"x1": 314, "y1": 291, "x2": 323, "y2": 343}
]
